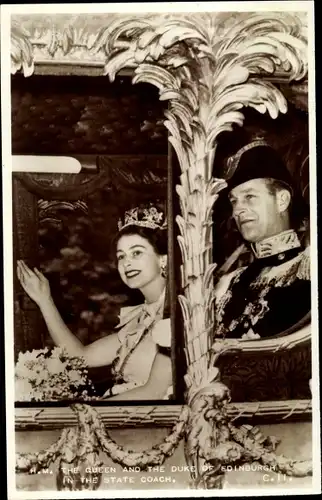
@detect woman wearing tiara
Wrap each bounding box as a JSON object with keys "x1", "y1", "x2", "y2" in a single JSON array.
[{"x1": 16, "y1": 205, "x2": 172, "y2": 401}]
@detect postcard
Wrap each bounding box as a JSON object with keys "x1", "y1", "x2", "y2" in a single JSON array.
[{"x1": 1, "y1": 1, "x2": 320, "y2": 498}]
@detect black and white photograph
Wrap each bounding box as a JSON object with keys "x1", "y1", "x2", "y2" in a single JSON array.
[{"x1": 1, "y1": 1, "x2": 320, "y2": 497}]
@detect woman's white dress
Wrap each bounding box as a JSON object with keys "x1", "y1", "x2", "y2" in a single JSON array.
[{"x1": 104, "y1": 292, "x2": 172, "y2": 398}]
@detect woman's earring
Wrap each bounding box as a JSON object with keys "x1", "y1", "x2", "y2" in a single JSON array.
[{"x1": 161, "y1": 263, "x2": 167, "y2": 279}]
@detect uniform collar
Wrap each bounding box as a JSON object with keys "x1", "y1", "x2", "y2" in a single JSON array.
[{"x1": 251, "y1": 230, "x2": 301, "y2": 259}]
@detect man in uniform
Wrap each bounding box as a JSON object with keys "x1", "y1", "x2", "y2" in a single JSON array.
[{"x1": 214, "y1": 140, "x2": 310, "y2": 340}]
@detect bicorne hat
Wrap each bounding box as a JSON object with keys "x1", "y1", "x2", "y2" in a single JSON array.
[{"x1": 225, "y1": 139, "x2": 294, "y2": 193}]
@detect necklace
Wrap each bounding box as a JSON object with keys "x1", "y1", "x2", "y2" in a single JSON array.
[{"x1": 111, "y1": 292, "x2": 165, "y2": 382}]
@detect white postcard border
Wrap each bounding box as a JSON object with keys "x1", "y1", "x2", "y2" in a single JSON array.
[{"x1": 1, "y1": 2, "x2": 320, "y2": 498}]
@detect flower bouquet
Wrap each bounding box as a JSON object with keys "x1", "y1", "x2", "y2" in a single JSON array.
[{"x1": 15, "y1": 346, "x2": 97, "y2": 402}]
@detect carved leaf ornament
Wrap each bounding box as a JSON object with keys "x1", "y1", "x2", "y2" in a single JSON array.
[
  {"x1": 11, "y1": 24, "x2": 35, "y2": 77},
  {"x1": 12, "y1": 12, "x2": 311, "y2": 489}
]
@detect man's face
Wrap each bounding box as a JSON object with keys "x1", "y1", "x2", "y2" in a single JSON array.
[{"x1": 229, "y1": 178, "x2": 285, "y2": 243}]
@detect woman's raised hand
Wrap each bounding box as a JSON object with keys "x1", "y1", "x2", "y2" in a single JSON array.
[{"x1": 17, "y1": 260, "x2": 51, "y2": 306}]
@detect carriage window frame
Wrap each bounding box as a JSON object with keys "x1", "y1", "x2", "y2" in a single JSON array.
[{"x1": 11, "y1": 60, "x2": 312, "y2": 430}]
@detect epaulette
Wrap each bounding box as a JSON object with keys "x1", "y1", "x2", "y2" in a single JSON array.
[{"x1": 296, "y1": 246, "x2": 311, "y2": 281}]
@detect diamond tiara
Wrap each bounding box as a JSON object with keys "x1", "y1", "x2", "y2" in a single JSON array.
[{"x1": 118, "y1": 206, "x2": 167, "y2": 231}]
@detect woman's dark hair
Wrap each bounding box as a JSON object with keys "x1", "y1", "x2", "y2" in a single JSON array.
[{"x1": 114, "y1": 225, "x2": 168, "y2": 256}]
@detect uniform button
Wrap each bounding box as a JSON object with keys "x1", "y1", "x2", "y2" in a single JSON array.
[
  {"x1": 244, "y1": 321, "x2": 249, "y2": 329},
  {"x1": 278, "y1": 253, "x2": 285, "y2": 260}
]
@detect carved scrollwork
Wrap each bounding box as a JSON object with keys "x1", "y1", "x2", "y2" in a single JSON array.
[
  {"x1": 38, "y1": 199, "x2": 89, "y2": 227},
  {"x1": 11, "y1": 13, "x2": 308, "y2": 79},
  {"x1": 38, "y1": 199, "x2": 88, "y2": 215},
  {"x1": 13, "y1": 169, "x2": 110, "y2": 200},
  {"x1": 11, "y1": 15, "x2": 117, "y2": 72}
]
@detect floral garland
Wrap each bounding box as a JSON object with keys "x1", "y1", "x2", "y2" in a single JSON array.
[
  {"x1": 228, "y1": 424, "x2": 312, "y2": 476},
  {"x1": 16, "y1": 403, "x2": 190, "y2": 489},
  {"x1": 92, "y1": 404, "x2": 189, "y2": 468}
]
